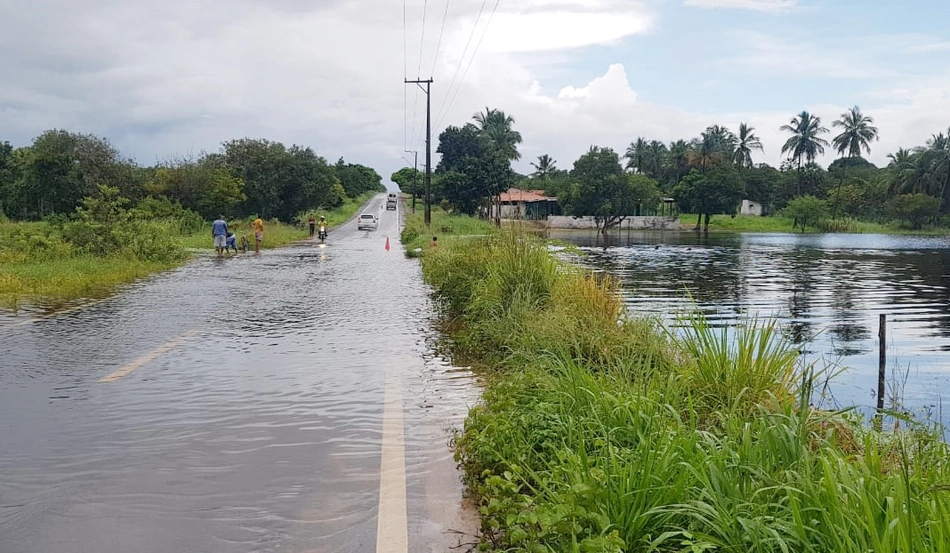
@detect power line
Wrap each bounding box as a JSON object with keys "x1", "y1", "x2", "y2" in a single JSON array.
[
  {"x1": 436, "y1": 0, "x2": 502, "y2": 131},
  {"x1": 433, "y1": 0, "x2": 488, "y2": 127},
  {"x1": 429, "y1": 0, "x2": 451, "y2": 79},
  {"x1": 416, "y1": 0, "x2": 428, "y2": 79}
]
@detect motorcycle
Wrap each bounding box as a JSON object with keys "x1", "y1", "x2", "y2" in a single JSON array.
[{"x1": 318, "y1": 225, "x2": 328, "y2": 242}]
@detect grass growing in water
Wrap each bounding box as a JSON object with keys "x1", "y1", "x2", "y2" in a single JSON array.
[{"x1": 421, "y1": 229, "x2": 950, "y2": 552}]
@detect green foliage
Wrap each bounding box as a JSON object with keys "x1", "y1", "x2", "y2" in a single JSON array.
[
  {"x1": 560, "y1": 146, "x2": 638, "y2": 231},
  {"x1": 145, "y1": 160, "x2": 245, "y2": 219},
  {"x1": 390, "y1": 166, "x2": 422, "y2": 198},
  {"x1": 672, "y1": 167, "x2": 744, "y2": 230},
  {"x1": 473, "y1": 107, "x2": 523, "y2": 162},
  {"x1": 423, "y1": 230, "x2": 950, "y2": 552},
  {"x1": 781, "y1": 195, "x2": 830, "y2": 232},
  {"x1": 435, "y1": 124, "x2": 513, "y2": 215},
  {"x1": 334, "y1": 157, "x2": 385, "y2": 198},
  {"x1": 57, "y1": 185, "x2": 187, "y2": 263},
  {"x1": 7, "y1": 130, "x2": 136, "y2": 219},
  {"x1": 888, "y1": 193, "x2": 942, "y2": 229},
  {"x1": 130, "y1": 196, "x2": 205, "y2": 234},
  {"x1": 0, "y1": 222, "x2": 73, "y2": 263},
  {"x1": 216, "y1": 138, "x2": 342, "y2": 221}
]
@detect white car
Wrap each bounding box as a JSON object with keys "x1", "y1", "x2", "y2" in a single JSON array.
[{"x1": 357, "y1": 213, "x2": 378, "y2": 231}]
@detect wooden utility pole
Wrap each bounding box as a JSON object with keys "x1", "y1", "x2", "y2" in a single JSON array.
[{"x1": 404, "y1": 78, "x2": 433, "y2": 227}]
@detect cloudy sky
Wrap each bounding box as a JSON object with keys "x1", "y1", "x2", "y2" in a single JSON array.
[{"x1": 2, "y1": 0, "x2": 949, "y2": 188}]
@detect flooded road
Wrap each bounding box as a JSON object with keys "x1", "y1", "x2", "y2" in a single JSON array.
[{"x1": 0, "y1": 195, "x2": 480, "y2": 553}]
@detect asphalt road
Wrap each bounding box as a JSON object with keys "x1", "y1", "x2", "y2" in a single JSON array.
[{"x1": 0, "y1": 194, "x2": 479, "y2": 553}]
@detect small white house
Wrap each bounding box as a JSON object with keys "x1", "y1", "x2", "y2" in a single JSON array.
[{"x1": 740, "y1": 199, "x2": 763, "y2": 216}]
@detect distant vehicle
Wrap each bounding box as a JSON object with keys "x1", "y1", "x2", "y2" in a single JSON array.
[
  {"x1": 386, "y1": 195, "x2": 397, "y2": 211},
  {"x1": 357, "y1": 213, "x2": 378, "y2": 231}
]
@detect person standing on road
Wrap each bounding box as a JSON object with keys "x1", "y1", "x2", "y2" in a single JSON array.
[
  {"x1": 212, "y1": 214, "x2": 228, "y2": 256},
  {"x1": 252, "y1": 215, "x2": 264, "y2": 252},
  {"x1": 308, "y1": 215, "x2": 316, "y2": 237}
]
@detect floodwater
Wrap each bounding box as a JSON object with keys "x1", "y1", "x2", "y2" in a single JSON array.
[
  {"x1": 0, "y1": 196, "x2": 480, "y2": 553},
  {"x1": 551, "y1": 229, "x2": 950, "y2": 428}
]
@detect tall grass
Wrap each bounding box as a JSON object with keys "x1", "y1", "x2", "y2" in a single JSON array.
[
  {"x1": 401, "y1": 206, "x2": 493, "y2": 253},
  {"x1": 425, "y1": 229, "x2": 950, "y2": 552},
  {"x1": 179, "y1": 217, "x2": 308, "y2": 250}
]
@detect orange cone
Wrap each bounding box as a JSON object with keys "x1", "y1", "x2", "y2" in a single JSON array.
[{"x1": 385, "y1": 236, "x2": 390, "y2": 251}]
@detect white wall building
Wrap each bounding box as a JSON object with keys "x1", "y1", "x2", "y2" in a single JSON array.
[{"x1": 740, "y1": 200, "x2": 763, "y2": 216}]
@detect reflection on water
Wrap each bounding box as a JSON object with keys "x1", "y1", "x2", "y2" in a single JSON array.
[
  {"x1": 551, "y1": 229, "x2": 950, "y2": 427},
  {"x1": 0, "y1": 206, "x2": 478, "y2": 553}
]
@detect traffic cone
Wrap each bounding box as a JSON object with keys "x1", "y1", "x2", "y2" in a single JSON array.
[{"x1": 385, "y1": 236, "x2": 390, "y2": 251}]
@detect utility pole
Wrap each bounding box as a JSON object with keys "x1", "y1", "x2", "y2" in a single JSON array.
[
  {"x1": 405, "y1": 78, "x2": 433, "y2": 227},
  {"x1": 404, "y1": 149, "x2": 418, "y2": 213}
]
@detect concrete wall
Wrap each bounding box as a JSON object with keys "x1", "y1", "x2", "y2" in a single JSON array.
[
  {"x1": 740, "y1": 200, "x2": 763, "y2": 216},
  {"x1": 546, "y1": 216, "x2": 682, "y2": 230}
]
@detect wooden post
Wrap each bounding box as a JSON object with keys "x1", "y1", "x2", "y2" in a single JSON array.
[{"x1": 874, "y1": 314, "x2": 886, "y2": 432}]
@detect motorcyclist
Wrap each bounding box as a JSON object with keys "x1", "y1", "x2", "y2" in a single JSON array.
[{"x1": 318, "y1": 216, "x2": 328, "y2": 238}]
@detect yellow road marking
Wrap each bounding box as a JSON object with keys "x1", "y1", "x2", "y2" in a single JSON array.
[
  {"x1": 99, "y1": 329, "x2": 199, "y2": 383},
  {"x1": 376, "y1": 372, "x2": 408, "y2": 552}
]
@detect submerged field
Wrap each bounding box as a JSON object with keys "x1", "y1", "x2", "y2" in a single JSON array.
[
  {"x1": 0, "y1": 192, "x2": 376, "y2": 310},
  {"x1": 409, "y1": 211, "x2": 950, "y2": 552}
]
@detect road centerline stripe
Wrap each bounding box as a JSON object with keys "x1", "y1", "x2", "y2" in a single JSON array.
[
  {"x1": 376, "y1": 372, "x2": 408, "y2": 552},
  {"x1": 98, "y1": 329, "x2": 199, "y2": 383}
]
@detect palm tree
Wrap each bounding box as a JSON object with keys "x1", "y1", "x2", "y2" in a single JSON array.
[
  {"x1": 781, "y1": 111, "x2": 829, "y2": 169},
  {"x1": 688, "y1": 126, "x2": 735, "y2": 173},
  {"x1": 927, "y1": 131, "x2": 949, "y2": 151},
  {"x1": 530, "y1": 154, "x2": 556, "y2": 179},
  {"x1": 887, "y1": 129, "x2": 950, "y2": 208},
  {"x1": 624, "y1": 137, "x2": 648, "y2": 173},
  {"x1": 781, "y1": 111, "x2": 829, "y2": 196},
  {"x1": 832, "y1": 106, "x2": 879, "y2": 158},
  {"x1": 645, "y1": 140, "x2": 668, "y2": 179},
  {"x1": 667, "y1": 140, "x2": 691, "y2": 182},
  {"x1": 732, "y1": 122, "x2": 763, "y2": 169},
  {"x1": 472, "y1": 107, "x2": 522, "y2": 161},
  {"x1": 887, "y1": 148, "x2": 915, "y2": 170}
]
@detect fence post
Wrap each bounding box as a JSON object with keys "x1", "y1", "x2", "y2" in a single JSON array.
[{"x1": 875, "y1": 314, "x2": 886, "y2": 431}]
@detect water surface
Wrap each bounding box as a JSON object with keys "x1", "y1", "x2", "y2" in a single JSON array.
[{"x1": 551, "y1": 229, "x2": 950, "y2": 427}]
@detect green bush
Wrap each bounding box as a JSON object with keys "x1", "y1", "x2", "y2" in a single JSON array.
[
  {"x1": 0, "y1": 224, "x2": 74, "y2": 263},
  {"x1": 425, "y1": 229, "x2": 950, "y2": 552}
]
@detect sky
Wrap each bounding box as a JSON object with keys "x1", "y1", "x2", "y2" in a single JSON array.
[{"x1": 2, "y1": 0, "x2": 949, "y2": 189}]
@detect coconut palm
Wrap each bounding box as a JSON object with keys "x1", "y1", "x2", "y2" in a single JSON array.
[
  {"x1": 733, "y1": 122, "x2": 764, "y2": 169},
  {"x1": 530, "y1": 154, "x2": 556, "y2": 179},
  {"x1": 888, "y1": 129, "x2": 950, "y2": 208},
  {"x1": 472, "y1": 107, "x2": 522, "y2": 161},
  {"x1": 927, "y1": 131, "x2": 949, "y2": 151},
  {"x1": 832, "y1": 106, "x2": 879, "y2": 158},
  {"x1": 624, "y1": 137, "x2": 649, "y2": 173},
  {"x1": 667, "y1": 140, "x2": 691, "y2": 182},
  {"x1": 645, "y1": 140, "x2": 668, "y2": 179},
  {"x1": 688, "y1": 126, "x2": 735, "y2": 173},
  {"x1": 780, "y1": 111, "x2": 829, "y2": 170},
  {"x1": 887, "y1": 148, "x2": 915, "y2": 170}
]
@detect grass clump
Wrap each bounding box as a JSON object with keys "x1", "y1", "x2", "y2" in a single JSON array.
[
  {"x1": 421, "y1": 229, "x2": 950, "y2": 552},
  {"x1": 401, "y1": 206, "x2": 493, "y2": 254}
]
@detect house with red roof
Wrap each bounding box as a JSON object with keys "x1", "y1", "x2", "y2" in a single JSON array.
[{"x1": 488, "y1": 188, "x2": 561, "y2": 220}]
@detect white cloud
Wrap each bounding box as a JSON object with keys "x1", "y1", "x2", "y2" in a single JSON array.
[
  {"x1": 1, "y1": 0, "x2": 949, "y2": 187},
  {"x1": 725, "y1": 31, "x2": 891, "y2": 79},
  {"x1": 683, "y1": 0, "x2": 797, "y2": 12}
]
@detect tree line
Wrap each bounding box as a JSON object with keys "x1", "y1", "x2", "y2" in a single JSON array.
[
  {"x1": 392, "y1": 106, "x2": 950, "y2": 231},
  {"x1": 0, "y1": 130, "x2": 385, "y2": 222}
]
